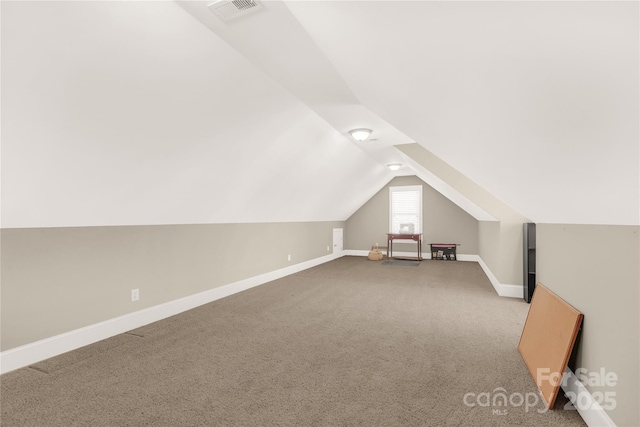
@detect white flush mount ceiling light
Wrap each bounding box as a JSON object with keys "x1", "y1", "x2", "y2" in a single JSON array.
[
  {"x1": 349, "y1": 128, "x2": 372, "y2": 142},
  {"x1": 387, "y1": 163, "x2": 402, "y2": 171}
]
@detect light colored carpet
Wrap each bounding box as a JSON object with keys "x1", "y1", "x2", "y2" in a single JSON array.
[
  {"x1": 381, "y1": 259, "x2": 420, "y2": 266},
  {"x1": 0, "y1": 257, "x2": 585, "y2": 426}
]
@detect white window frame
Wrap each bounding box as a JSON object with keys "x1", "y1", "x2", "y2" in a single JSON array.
[{"x1": 389, "y1": 185, "x2": 423, "y2": 242}]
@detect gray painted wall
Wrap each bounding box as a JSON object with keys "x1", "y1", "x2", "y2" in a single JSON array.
[
  {"x1": 1, "y1": 221, "x2": 344, "y2": 351},
  {"x1": 537, "y1": 224, "x2": 639, "y2": 427},
  {"x1": 479, "y1": 219, "x2": 527, "y2": 287},
  {"x1": 345, "y1": 176, "x2": 479, "y2": 255}
]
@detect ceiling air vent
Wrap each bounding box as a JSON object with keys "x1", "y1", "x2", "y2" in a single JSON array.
[{"x1": 208, "y1": 0, "x2": 263, "y2": 22}]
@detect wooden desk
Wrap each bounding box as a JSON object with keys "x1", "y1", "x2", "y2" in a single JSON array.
[{"x1": 387, "y1": 233, "x2": 423, "y2": 261}]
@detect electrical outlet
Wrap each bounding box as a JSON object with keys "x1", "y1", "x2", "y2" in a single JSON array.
[
  {"x1": 131, "y1": 289, "x2": 139, "y2": 302},
  {"x1": 327, "y1": 245, "x2": 330, "y2": 252},
  {"x1": 287, "y1": 254, "x2": 291, "y2": 261}
]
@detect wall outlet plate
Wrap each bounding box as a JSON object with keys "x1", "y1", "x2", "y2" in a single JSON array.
[{"x1": 131, "y1": 289, "x2": 139, "y2": 302}]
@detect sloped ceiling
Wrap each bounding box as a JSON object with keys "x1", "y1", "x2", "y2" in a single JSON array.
[
  {"x1": 284, "y1": 0, "x2": 639, "y2": 225},
  {"x1": 1, "y1": 1, "x2": 638, "y2": 228},
  {"x1": 1, "y1": 1, "x2": 392, "y2": 227}
]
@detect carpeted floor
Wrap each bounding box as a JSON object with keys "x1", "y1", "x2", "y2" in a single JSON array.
[
  {"x1": 381, "y1": 259, "x2": 420, "y2": 266},
  {"x1": 0, "y1": 257, "x2": 585, "y2": 426}
]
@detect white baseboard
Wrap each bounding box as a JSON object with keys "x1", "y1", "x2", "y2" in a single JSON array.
[
  {"x1": 345, "y1": 249, "x2": 468, "y2": 260},
  {"x1": 343, "y1": 249, "x2": 373, "y2": 257},
  {"x1": 472, "y1": 255, "x2": 522, "y2": 298},
  {"x1": 562, "y1": 367, "x2": 617, "y2": 427},
  {"x1": 498, "y1": 283, "x2": 523, "y2": 298},
  {"x1": 0, "y1": 252, "x2": 342, "y2": 374},
  {"x1": 454, "y1": 254, "x2": 477, "y2": 262},
  {"x1": 344, "y1": 249, "x2": 431, "y2": 258}
]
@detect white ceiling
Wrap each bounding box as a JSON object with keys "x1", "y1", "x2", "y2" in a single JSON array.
[
  {"x1": 283, "y1": 0, "x2": 639, "y2": 225},
  {"x1": 1, "y1": 1, "x2": 638, "y2": 228}
]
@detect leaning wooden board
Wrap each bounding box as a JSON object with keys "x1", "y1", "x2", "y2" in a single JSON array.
[{"x1": 517, "y1": 283, "x2": 583, "y2": 409}]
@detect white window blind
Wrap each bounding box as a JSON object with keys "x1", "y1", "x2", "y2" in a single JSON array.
[{"x1": 389, "y1": 185, "x2": 422, "y2": 234}]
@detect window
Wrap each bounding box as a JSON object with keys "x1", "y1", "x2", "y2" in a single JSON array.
[{"x1": 389, "y1": 185, "x2": 422, "y2": 235}]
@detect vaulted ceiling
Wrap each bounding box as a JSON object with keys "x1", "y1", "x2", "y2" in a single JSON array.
[{"x1": 2, "y1": 1, "x2": 638, "y2": 228}]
